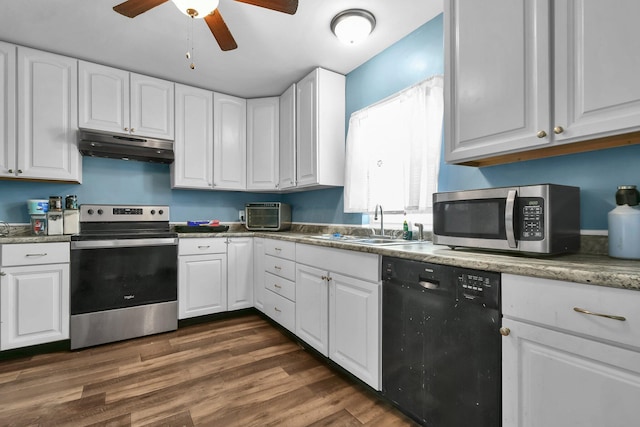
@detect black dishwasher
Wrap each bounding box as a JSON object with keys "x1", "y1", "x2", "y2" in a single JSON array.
[{"x1": 381, "y1": 256, "x2": 501, "y2": 426}]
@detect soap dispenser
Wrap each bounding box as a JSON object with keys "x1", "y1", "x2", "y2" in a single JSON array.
[{"x1": 608, "y1": 185, "x2": 640, "y2": 259}]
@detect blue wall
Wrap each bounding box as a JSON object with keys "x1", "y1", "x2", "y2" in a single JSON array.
[{"x1": 0, "y1": 13, "x2": 634, "y2": 229}]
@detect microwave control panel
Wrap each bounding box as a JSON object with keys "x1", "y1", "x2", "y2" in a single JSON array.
[{"x1": 518, "y1": 197, "x2": 544, "y2": 240}]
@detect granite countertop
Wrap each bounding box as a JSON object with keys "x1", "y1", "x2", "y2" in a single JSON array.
[{"x1": 3, "y1": 225, "x2": 639, "y2": 291}]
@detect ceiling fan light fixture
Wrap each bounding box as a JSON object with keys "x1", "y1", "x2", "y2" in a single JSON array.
[
  {"x1": 331, "y1": 9, "x2": 376, "y2": 45},
  {"x1": 171, "y1": 0, "x2": 219, "y2": 18}
]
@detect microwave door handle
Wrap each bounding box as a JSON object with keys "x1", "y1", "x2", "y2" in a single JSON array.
[{"x1": 505, "y1": 190, "x2": 518, "y2": 248}]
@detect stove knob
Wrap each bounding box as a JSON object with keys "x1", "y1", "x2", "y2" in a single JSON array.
[
  {"x1": 97, "y1": 209, "x2": 103, "y2": 215},
  {"x1": 87, "y1": 209, "x2": 94, "y2": 215},
  {"x1": 150, "y1": 210, "x2": 156, "y2": 215},
  {"x1": 159, "y1": 209, "x2": 164, "y2": 215}
]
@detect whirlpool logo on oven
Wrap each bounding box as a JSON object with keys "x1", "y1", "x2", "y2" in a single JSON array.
[{"x1": 124, "y1": 295, "x2": 135, "y2": 300}]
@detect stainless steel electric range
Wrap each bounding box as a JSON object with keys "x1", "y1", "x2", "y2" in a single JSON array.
[{"x1": 69, "y1": 204, "x2": 178, "y2": 350}]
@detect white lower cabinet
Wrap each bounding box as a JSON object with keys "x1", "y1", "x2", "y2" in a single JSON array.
[
  {"x1": 0, "y1": 243, "x2": 70, "y2": 350},
  {"x1": 253, "y1": 237, "x2": 265, "y2": 312},
  {"x1": 295, "y1": 244, "x2": 381, "y2": 390},
  {"x1": 227, "y1": 237, "x2": 253, "y2": 311},
  {"x1": 178, "y1": 239, "x2": 227, "y2": 319},
  {"x1": 262, "y1": 239, "x2": 296, "y2": 332},
  {"x1": 502, "y1": 274, "x2": 640, "y2": 427}
]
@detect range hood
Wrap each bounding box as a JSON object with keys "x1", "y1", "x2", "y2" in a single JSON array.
[{"x1": 78, "y1": 129, "x2": 175, "y2": 164}]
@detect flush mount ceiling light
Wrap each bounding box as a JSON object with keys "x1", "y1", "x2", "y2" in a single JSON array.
[
  {"x1": 171, "y1": 0, "x2": 220, "y2": 18},
  {"x1": 331, "y1": 9, "x2": 376, "y2": 45}
]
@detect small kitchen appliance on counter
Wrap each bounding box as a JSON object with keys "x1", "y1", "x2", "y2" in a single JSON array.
[
  {"x1": 433, "y1": 183, "x2": 580, "y2": 254},
  {"x1": 245, "y1": 202, "x2": 291, "y2": 231},
  {"x1": 70, "y1": 204, "x2": 178, "y2": 349}
]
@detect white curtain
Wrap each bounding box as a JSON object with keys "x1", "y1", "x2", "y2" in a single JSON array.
[{"x1": 344, "y1": 75, "x2": 444, "y2": 213}]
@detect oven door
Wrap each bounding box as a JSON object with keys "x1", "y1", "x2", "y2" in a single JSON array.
[
  {"x1": 70, "y1": 237, "x2": 177, "y2": 315},
  {"x1": 432, "y1": 187, "x2": 518, "y2": 251}
]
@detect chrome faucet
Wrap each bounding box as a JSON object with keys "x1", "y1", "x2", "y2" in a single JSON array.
[
  {"x1": 415, "y1": 223, "x2": 425, "y2": 241},
  {"x1": 374, "y1": 204, "x2": 384, "y2": 236}
]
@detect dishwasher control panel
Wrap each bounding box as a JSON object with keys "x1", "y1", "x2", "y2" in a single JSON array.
[{"x1": 455, "y1": 268, "x2": 500, "y2": 308}]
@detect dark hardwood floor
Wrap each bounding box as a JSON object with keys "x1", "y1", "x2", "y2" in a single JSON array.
[{"x1": 0, "y1": 314, "x2": 417, "y2": 426}]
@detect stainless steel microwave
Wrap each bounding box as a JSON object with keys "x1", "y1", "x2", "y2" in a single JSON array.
[
  {"x1": 245, "y1": 202, "x2": 291, "y2": 231},
  {"x1": 432, "y1": 184, "x2": 580, "y2": 254}
]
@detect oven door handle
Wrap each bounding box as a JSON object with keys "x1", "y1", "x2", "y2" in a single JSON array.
[{"x1": 71, "y1": 238, "x2": 178, "y2": 250}]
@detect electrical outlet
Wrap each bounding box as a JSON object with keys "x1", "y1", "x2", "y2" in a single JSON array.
[{"x1": 239, "y1": 210, "x2": 245, "y2": 222}]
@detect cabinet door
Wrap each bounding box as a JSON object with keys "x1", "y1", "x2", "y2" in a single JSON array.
[
  {"x1": 178, "y1": 253, "x2": 227, "y2": 319},
  {"x1": 295, "y1": 263, "x2": 329, "y2": 356},
  {"x1": 502, "y1": 318, "x2": 640, "y2": 427},
  {"x1": 130, "y1": 73, "x2": 174, "y2": 139},
  {"x1": 78, "y1": 61, "x2": 130, "y2": 134},
  {"x1": 0, "y1": 263, "x2": 70, "y2": 350},
  {"x1": 172, "y1": 84, "x2": 213, "y2": 189},
  {"x1": 329, "y1": 273, "x2": 380, "y2": 390},
  {"x1": 213, "y1": 92, "x2": 246, "y2": 190},
  {"x1": 227, "y1": 237, "x2": 253, "y2": 311},
  {"x1": 247, "y1": 97, "x2": 279, "y2": 191},
  {"x1": 295, "y1": 70, "x2": 318, "y2": 187},
  {"x1": 553, "y1": 0, "x2": 640, "y2": 143},
  {"x1": 17, "y1": 47, "x2": 81, "y2": 182},
  {"x1": 279, "y1": 83, "x2": 296, "y2": 190},
  {"x1": 253, "y1": 237, "x2": 265, "y2": 312},
  {"x1": 445, "y1": 0, "x2": 551, "y2": 163},
  {"x1": 0, "y1": 41, "x2": 16, "y2": 178}
]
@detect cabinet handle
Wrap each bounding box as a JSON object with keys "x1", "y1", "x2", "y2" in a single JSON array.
[
  {"x1": 124, "y1": 127, "x2": 129, "y2": 132},
  {"x1": 197, "y1": 245, "x2": 210, "y2": 249},
  {"x1": 536, "y1": 130, "x2": 547, "y2": 138},
  {"x1": 7, "y1": 169, "x2": 13, "y2": 173},
  {"x1": 274, "y1": 284, "x2": 282, "y2": 289},
  {"x1": 499, "y1": 327, "x2": 510, "y2": 336},
  {"x1": 130, "y1": 128, "x2": 135, "y2": 133},
  {"x1": 274, "y1": 307, "x2": 281, "y2": 313},
  {"x1": 553, "y1": 126, "x2": 564, "y2": 134},
  {"x1": 274, "y1": 247, "x2": 282, "y2": 251},
  {"x1": 274, "y1": 266, "x2": 282, "y2": 270},
  {"x1": 17, "y1": 170, "x2": 22, "y2": 174},
  {"x1": 26, "y1": 253, "x2": 47, "y2": 257},
  {"x1": 573, "y1": 307, "x2": 626, "y2": 322},
  {"x1": 0, "y1": 271, "x2": 5, "y2": 276}
]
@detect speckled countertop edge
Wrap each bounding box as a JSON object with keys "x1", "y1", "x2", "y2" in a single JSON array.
[{"x1": 3, "y1": 226, "x2": 639, "y2": 291}]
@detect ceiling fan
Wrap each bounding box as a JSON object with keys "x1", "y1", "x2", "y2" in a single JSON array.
[{"x1": 113, "y1": 0, "x2": 299, "y2": 51}]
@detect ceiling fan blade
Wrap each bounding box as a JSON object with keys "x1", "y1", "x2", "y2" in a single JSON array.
[
  {"x1": 204, "y1": 11, "x2": 238, "y2": 51},
  {"x1": 113, "y1": 0, "x2": 169, "y2": 18},
  {"x1": 234, "y1": 0, "x2": 298, "y2": 15}
]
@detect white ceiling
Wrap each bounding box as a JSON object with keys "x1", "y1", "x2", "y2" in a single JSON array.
[{"x1": 0, "y1": 0, "x2": 443, "y2": 98}]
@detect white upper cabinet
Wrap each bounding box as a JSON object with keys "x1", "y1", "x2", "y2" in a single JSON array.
[
  {"x1": 553, "y1": 1, "x2": 640, "y2": 143},
  {"x1": 247, "y1": 97, "x2": 279, "y2": 191},
  {"x1": 445, "y1": 0, "x2": 550, "y2": 163},
  {"x1": 172, "y1": 83, "x2": 214, "y2": 189},
  {"x1": 445, "y1": 0, "x2": 640, "y2": 164},
  {"x1": 17, "y1": 47, "x2": 81, "y2": 182},
  {"x1": 278, "y1": 83, "x2": 296, "y2": 190},
  {"x1": 79, "y1": 61, "x2": 174, "y2": 140},
  {"x1": 296, "y1": 68, "x2": 345, "y2": 189},
  {"x1": 213, "y1": 92, "x2": 246, "y2": 190},
  {"x1": 0, "y1": 41, "x2": 16, "y2": 180}
]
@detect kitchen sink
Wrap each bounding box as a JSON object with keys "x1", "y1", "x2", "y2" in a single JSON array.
[{"x1": 307, "y1": 235, "x2": 424, "y2": 246}]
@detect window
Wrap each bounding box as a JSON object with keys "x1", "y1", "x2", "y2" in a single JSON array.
[{"x1": 344, "y1": 75, "x2": 444, "y2": 229}]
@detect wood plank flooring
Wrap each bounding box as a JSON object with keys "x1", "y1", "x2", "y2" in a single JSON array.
[{"x1": 0, "y1": 314, "x2": 418, "y2": 426}]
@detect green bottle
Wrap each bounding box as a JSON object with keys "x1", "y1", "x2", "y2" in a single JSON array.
[{"x1": 403, "y1": 219, "x2": 409, "y2": 240}]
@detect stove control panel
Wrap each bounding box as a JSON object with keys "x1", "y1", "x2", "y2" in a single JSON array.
[{"x1": 80, "y1": 205, "x2": 170, "y2": 222}]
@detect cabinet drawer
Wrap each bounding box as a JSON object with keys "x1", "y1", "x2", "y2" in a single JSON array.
[
  {"x1": 265, "y1": 239, "x2": 295, "y2": 260},
  {"x1": 264, "y1": 255, "x2": 295, "y2": 281},
  {"x1": 1, "y1": 243, "x2": 69, "y2": 266},
  {"x1": 296, "y1": 243, "x2": 379, "y2": 282},
  {"x1": 503, "y1": 274, "x2": 640, "y2": 350},
  {"x1": 264, "y1": 271, "x2": 295, "y2": 302},
  {"x1": 263, "y1": 288, "x2": 295, "y2": 332},
  {"x1": 178, "y1": 238, "x2": 227, "y2": 255}
]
